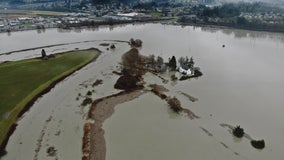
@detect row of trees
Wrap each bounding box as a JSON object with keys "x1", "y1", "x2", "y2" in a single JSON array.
[
  {"x1": 201, "y1": 2, "x2": 284, "y2": 18},
  {"x1": 202, "y1": 3, "x2": 241, "y2": 18},
  {"x1": 168, "y1": 56, "x2": 195, "y2": 71},
  {"x1": 93, "y1": 0, "x2": 137, "y2": 5}
]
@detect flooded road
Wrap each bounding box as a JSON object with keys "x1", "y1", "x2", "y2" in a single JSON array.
[{"x1": 1, "y1": 23, "x2": 284, "y2": 160}]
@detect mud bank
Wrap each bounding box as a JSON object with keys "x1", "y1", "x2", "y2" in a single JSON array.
[
  {"x1": 0, "y1": 49, "x2": 101, "y2": 157},
  {"x1": 83, "y1": 89, "x2": 145, "y2": 160},
  {"x1": 149, "y1": 85, "x2": 199, "y2": 120}
]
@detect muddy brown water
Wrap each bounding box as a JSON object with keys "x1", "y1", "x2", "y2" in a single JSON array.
[{"x1": 1, "y1": 23, "x2": 284, "y2": 160}]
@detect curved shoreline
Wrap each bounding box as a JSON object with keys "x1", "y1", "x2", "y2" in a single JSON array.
[
  {"x1": 176, "y1": 22, "x2": 284, "y2": 34},
  {"x1": 83, "y1": 84, "x2": 200, "y2": 160},
  {"x1": 0, "y1": 49, "x2": 101, "y2": 157},
  {"x1": 0, "y1": 39, "x2": 128, "y2": 57},
  {"x1": 83, "y1": 88, "x2": 146, "y2": 160}
]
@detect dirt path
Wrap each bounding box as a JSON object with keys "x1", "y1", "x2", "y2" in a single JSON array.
[{"x1": 83, "y1": 89, "x2": 146, "y2": 160}]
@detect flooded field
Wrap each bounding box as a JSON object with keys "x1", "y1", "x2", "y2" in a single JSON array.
[{"x1": 1, "y1": 23, "x2": 284, "y2": 160}]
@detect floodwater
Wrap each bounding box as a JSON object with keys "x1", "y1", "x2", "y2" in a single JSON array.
[{"x1": 1, "y1": 23, "x2": 284, "y2": 160}]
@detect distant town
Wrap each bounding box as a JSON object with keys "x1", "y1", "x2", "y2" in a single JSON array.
[{"x1": 0, "y1": 0, "x2": 284, "y2": 33}]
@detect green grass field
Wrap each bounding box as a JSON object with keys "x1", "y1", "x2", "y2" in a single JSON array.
[
  {"x1": 0, "y1": 10, "x2": 66, "y2": 16},
  {"x1": 149, "y1": 11, "x2": 162, "y2": 17},
  {"x1": 0, "y1": 49, "x2": 99, "y2": 146}
]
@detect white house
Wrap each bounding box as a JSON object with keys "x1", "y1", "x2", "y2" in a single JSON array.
[
  {"x1": 0, "y1": 21, "x2": 4, "y2": 28},
  {"x1": 178, "y1": 66, "x2": 192, "y2": 75}
]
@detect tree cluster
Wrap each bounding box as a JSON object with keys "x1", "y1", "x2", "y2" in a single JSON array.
[
  {"x1": 167, "y1": 97, "x2": 182, "y2": 113},
  {"x1": 233, "y1": 125, "x2": 245, "y2": 138},
  {"x1": 202, "y1": 3, "x2": 240, "y2": 18},
  {"x1": 129, "y1": 38, "x2": 143, "y2": 47},
  {"x1": 168, "y1": 56, "x2": 177, "y2": 71},
  {"x1": 178, "y1": 56, "x2": 194, "y2": 70}
]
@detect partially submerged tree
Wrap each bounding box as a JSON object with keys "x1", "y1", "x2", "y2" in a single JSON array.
[
  {"x1": 251, "y1": 140, "x2": 265, "y2": 149},
  {"x1": 148, "y1": 54, "x2": 155, "y2": 65},
  {"x1": 157, "y1": 56, "x2": 164, "y2": 66},
  {"x1": 116, "y1": 48, "x2": 145, "y2": 90},
  {"x1": 122, "y1": 48, "x2": 142, "y2": 70},
  {"x1": 167, "y1": 96, "x2": 183, "y2": 113},
  {"x1": 129, "y1": 38, "x2": 143, "y2": 47},
  {"x1": 134, "y1": 39, "x2": 142, "y2": 47},
  {"x1": 178, "y1": 56, "x2": 195, "y2": 70},
  {"x1": 129, "y1": 38, "x2": 135, "y2": 45},
  {"x1": 189, "y1": 57, "x2": 195, "y2": 68},
  {"x1": 86, "y1": 91, "x2": 92, "y2": 96},
  {"x1": 110, "y1": 44, "x2": 116, "y2": 49},
  {"x1": 82, "y1": 98, "x2": 92, "y2": 106},
  {"x1": 168, "y1": 56, "x2": 177, "y2": 70},
  {"x1": 114, "y1": 75, "x2": 141, "y2": 90},
  {"x1": 233, "y1": 125, "x2": 244, "y2": 138},
  {"x1": 178, "y1": 56, "x2": 186, "y2": 67},
  {"x1": 41, "y1": 49, "x2": 47, "y2": 60}
]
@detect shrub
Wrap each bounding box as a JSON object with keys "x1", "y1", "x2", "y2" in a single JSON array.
[
  {"x1": 167, "y1": 97, "x2": 182, "y2": 113},
  {"x1": 251, "y1": 140, "x2": 265, "y2": 149},
  {"x1": 233, "y1": 125, "x2": 244, "y2": 138},
  {"x1": 171, "y1": 75, "x2": 178, "y2": 81},
  {"x1": 82, "y1": 98, "x2": 92, "y2": 106},
  {"x1": 47, "y1": 147, "x2": 57, "y2": 157},
  {"x1": 92, "y1": 79, "x2": 103, "y2": 87},
  {"x1": 110, "y1": 44, "x2": 116, "y2": 49},
  {"x1": 86, "y1": 91, "x2": 92, "y2": 96},
  {"x1": 114, "y1": 75, "x2": 141, "y2": 90}
]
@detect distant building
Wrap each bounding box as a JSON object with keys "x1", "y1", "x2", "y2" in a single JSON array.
[
  {"x1": 0, "y1": 21, "x2": 4, "y2": 28},
  {"x1": 179, "y1": 67, "x2": 192, "y2": 75}
]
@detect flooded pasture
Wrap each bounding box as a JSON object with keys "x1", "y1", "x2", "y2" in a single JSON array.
[{"x1": 1, "y1": 23, "x2": 284, "y2": 160}]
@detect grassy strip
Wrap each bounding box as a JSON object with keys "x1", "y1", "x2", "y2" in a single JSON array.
[
  {"x1": 0, "y1": 10, "x2": 66, "y2": 16},
  {"x1": 149, "y1": 11, "x2": 162, "y2": 18},
  {"x1": 31, "y1": 10, "x2": 66, "y2": 16},
  {"x1": 0, "y1": 49, "x2": 100, "y2": 153}
]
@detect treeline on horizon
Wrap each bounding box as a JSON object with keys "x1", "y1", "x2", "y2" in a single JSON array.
[
  {"x1": 178, "y1": 2, "x2": 284, "y2": 32},
  {"x1": 0, "y1": 0, "x2": 139, "y2": 4},
  {"x1": 202, "y1": 2, "x2": 284, "y2": 17}
]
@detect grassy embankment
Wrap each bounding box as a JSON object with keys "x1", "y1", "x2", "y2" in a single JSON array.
[{"x1": 0, "y1": 49, "x2": 99, "y2": 149}]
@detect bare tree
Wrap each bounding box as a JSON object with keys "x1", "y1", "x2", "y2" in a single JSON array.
[{"x1": 157, "y1": 56, "x2": 164, "y2": 65}]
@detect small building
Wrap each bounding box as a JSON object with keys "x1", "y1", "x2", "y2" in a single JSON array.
[
  {"x1": 0, "y1": 23, "x2": 4, "y2": 28},
  {"x1": 178, "y1": 66, "x2": 192, "y2": 75}
]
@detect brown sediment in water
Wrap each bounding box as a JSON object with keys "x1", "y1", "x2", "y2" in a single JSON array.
[
  {"x1": 83, "y1": 89, "x2": 146, "y2": 160},
  {"x1": 149, "y1": 71, "x2": 168, "y2": 83},
  {"x1": 83, "y1": 84, "x2": 199, "y2": 160},
  {"x1": 149, "y1": 84, "x2": 169, "y2": 93},
  {"x1": 178, "y1": 91, "x2": 198, "y2": 102},
  {"x1": 83, "y1": 47, "x2": 203, "y2": 159},
  {"x1": 149, "y1": 84, "x2": 199, "y2": 120},
  {"x1": 114, "y1": 75, "x2": 142, "y2": 90}
]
